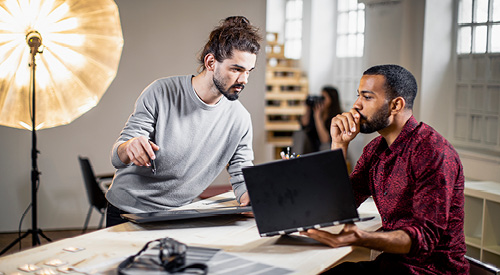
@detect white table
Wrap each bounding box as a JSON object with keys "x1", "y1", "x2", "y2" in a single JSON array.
[{"x1": 0, "y1": 193, "x2": 381, "y2": 274}]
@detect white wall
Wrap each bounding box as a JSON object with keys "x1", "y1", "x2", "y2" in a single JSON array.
[{"x1": 0, "y1": 0, "x2": 267, "y2": 232}]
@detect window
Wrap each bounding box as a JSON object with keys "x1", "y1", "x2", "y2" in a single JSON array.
[
  {"x1": 336, "y1": 0, "x2": 365, "y2": 58},
  {"x1": 333, "y1": 0, "x2": 366, "y2": 113},
  {"x1": 454, "y1": 0, "x2": 500, "y2": 152},
  {"x1": 284, "y1": 0, "x2": 303, "y2": 59}
]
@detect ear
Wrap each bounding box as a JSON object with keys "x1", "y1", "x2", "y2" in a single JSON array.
[
  {"x1": 204, "y1": 53, "x2": 216, "y2": 72},
  {"x1": 390, "y1": 97, "x2": 406, "y2": 115}
]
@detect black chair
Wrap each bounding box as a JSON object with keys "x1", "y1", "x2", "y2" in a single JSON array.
[
  {"x1": 466, "y1": 255, "x2": 500, "y2": 275},
  {"x1": 78, "y1": 156, "x2": 114, "y2": 233}
]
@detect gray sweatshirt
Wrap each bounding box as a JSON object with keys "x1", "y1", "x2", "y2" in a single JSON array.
[{"x1": 106, "y1": 75, "x2": 254, "y2": 213}]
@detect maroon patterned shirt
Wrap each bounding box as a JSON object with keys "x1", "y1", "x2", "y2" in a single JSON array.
[{"x1": 350, "y1": 116, "x2": 469, "y2": 274}]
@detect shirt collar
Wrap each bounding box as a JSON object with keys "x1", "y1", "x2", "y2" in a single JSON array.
[
  {"x1": 388, "y1": 115, "x2": 419, "y2": 153},
  {"x1": 374, "y1": 115, "x2": 418, "y2": 157}
]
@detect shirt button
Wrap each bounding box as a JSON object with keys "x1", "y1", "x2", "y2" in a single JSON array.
[
  {"x1": 383, "y1": 217, "x2": 387, "y2": 222},
  {"x1": 384, "y1": 191, "x2": 387, "y2": 195}
]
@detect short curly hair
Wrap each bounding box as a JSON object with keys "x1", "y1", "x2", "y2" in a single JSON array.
[
  {"x1": 198, "y1": 16, "x2": 262, "y2": 72},
  {"x1": 363, "y1": 64, "x2": 418, "y2": 110}
]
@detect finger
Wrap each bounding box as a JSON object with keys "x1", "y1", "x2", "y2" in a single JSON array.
[
  {"x1": 136, "y1": 138, "x2": 153, "y2": 166},
  {"x1": 335, "y1": 113, "x2": 354, "y2": 135},
  {"x1": 150, "y1": 141, "x2": 160, "y2": 152},
  {"x1": 348, "y1": 109, "x2": 361, "y2": 133},
  {"x1": 302, "y1": 229, "x2": 337, "y2": 247},
  {"x1": 127, "y1": 143, "x2": 146, "y2": 166},
  {"x1": 331, "y1": 115, "x2": 347, "y2": 134},
  {"x1": 239, "y1": 192, "x2": 251, "y2": 206},
  {"x1": 128, "y1": 137, "x2": 153, "y2": 166}
]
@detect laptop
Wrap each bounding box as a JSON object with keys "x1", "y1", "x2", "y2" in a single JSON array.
[
  {"x1": 121, "y1": 204, "x2": 252, "y2": 223},
  {"x1": 242, "y1": 148, "x2": 374, "y2": 237}
]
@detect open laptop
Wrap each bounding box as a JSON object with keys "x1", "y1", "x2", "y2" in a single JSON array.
[{"x1": 242, "y1": 148, "x2": 374, "y2": 237}]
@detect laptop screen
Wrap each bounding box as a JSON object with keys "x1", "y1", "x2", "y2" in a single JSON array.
[{"x1": 242, "y1": 149, "x2": 361, "y2": 237}]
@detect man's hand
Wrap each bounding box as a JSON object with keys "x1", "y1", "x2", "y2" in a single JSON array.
[
  {"x1": 239, "y1": 191, "x2": 254, "y2": 217},
  {"x1": 330, "y1": 109, "x2": 361, "y2": 145},
  {"x1": 239, "y1": 191, "x2": 250, "y2": 206},
  {"x1": 301, "y1": 224, "x2": 412, "y2": 254},
  {"x1": 117, "y1": 136, "x2": 160, "y2": 166},
  {"x1": 300, "y1": 223, "x2": 362, "y2": 248}
]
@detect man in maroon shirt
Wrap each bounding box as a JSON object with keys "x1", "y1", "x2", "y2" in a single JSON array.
[{"x1": 301, "y1": 64, "x2": 469, "y2": 274}]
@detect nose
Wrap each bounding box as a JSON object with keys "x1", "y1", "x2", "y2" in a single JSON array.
[
  {"x1": 353, "y1": 96, "x2": 362, "y2": 110},
  {"x1": 238, "y1": 71, "x2": 249, "y2": 84}
]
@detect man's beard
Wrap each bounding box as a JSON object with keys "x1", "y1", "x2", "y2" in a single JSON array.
[
  {"x1": 213, "y1": 73, "x2": 244, "y2": 101},
  {"x1": 359, "y1": 102, "x2": 391, "y2": 133}
]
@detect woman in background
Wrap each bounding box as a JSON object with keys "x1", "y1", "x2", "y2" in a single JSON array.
[{"x1": 299, "y1": 86, "x2": 342, "y2": 153}]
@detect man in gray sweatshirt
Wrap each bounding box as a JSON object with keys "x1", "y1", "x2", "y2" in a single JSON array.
[{"x1": 105, "y1": 16, "x2": 262, "y2": 226}]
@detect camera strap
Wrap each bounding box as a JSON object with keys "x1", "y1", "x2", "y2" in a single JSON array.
[{"x1": 117, "y1": 238, "x2": 208, "y2": 275}]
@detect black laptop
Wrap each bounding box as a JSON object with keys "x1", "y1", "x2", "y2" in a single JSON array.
[
  {"x1": 242, "y1": 149, "x2": 374, "y2": 237},
  {"x1": 121, "y1": 203, "x2": 251, "y2": 223}
]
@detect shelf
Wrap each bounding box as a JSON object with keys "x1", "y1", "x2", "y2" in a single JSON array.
[
  {"x1": 484, "y1": 200, "x2": 500, "y2": 250},
  {"x1": 266, "y1": 136, "x2": 293, "y2": 146},
  {"x1": 464, "y1": 196, "x2": 483, "y2": 240},
  {"x1": 264, "y1": 31, "x2": 308, "y2": 160},
  {"x1": 466, "y1": 236, "x2": 482, "y2": 248},
  {"x1": 466, "y1": 245, "x2": 481, "y2": 259},
  {"x1": 484, "y1": 245, "x2": 500, "y2": 255},
  {"x1": 266, "y1": 77, "x2": 308, "y2": 86},
  {"x1": 265, "y1": 121, "x2": 301, "y2": 131},
  {"x1": 464, "y1": 181, "x2": 500, "y2": 267},
  {"x1": 265, "y1": 93, "x2": 307, "y2": 101},
  {"x1": 265, "y1": 106, "x2": 306, "y2": 115},
  {"x1": 482, "y1": 250, "x2": 500, "y2": 267}
]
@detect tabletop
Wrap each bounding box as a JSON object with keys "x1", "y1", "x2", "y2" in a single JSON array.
[{"x1": 0, "y1": 192, "x2": 381, "y2": 275}]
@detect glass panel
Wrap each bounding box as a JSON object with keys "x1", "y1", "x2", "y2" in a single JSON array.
[
  {"x1": 474, "y1": 55, "x2": 487, "y2": 80},
  {"x1": 475, "y1": 0, "x2": 489, "y2": 23},
  {"x1": 470, "y1": 115, "x2": 483, "y2": 142},
  {"x1": 358, "y1": 10, "x2": 365, "y2": 33},
  {"x1": 492, "y1": 24, "x2": 500, "y2": 53},
  {"x1": 338, "y1": 12, "x2": 348, "y2": 34},
  {"x1": 457, "y1": 26, "x2": 472, "y2": 54},
  {"x1": 347, "y1": 34, "x2": 356, "y2": 56},
  {"x1": 473, "y1": 25, "x2": 487, "y2": 53},
  {"x1": 286, "y1": 0, "x2": 302, "y2": 19},
  {"x1": 491, "y1": 56, "x2": 500, "y2": 83},
  {"x1": 458, "y1": 0, "x2": 473, "y2": 23},
  {"x1": 494, "y1": 0, "x2": 500, "y2": 21},
  {"x1": 357, "y1": 34, "x2": 364, "y2": 57},
  {"x1": 471, "y1": 85, "x2": 484, "y2": 111},
  {"x1": 454, "y1": 114, "x2": 468, "y2": 140},
  {"x1": 457, "y1": 85, "x2": 469, "y2": 109},
  {"x1": 485, "y1": 116, "x2": 498, "y2": 145},
  {"x1": 337, "y1": 35, "x2": 347, "y2": 57},
  {"x1": 348, "y1": 11, "x2": 357, "y2": 33},
  {"x1": 338, "y1": 0, "x2": 348, "y2": 12},
  {"x1": 348, "y1": 0, "x2": 357, "y2": 10},
  {"x1": 458, "y1": 56, "x2": 473, "y2": 81},
  {"x1": 487, "y1": 86, "x2": 500, "y2": 114},
  {"x1": 285, "y1": 39, "x2": 301, "y2": 59}
]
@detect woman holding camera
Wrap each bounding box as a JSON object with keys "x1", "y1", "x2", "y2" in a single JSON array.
[{"x1": 299, "y1": 86, "x2": 342, "y2": 153}]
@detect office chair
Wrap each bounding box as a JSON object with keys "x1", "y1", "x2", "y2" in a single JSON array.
[
  {"x1": 466, "y1": 255, "x2": 500, "y2": 275},
  {"x1": 78, "y1": 156, "x2": 114, "y2": 233}
]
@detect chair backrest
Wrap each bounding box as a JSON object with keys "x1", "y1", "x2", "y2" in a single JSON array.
[
  {"x1": 78, "y1": 156, "x2": 108, "y2": 211},
  {"x1": 466, "y1": 255, "x2": 500, "y2": 275}
]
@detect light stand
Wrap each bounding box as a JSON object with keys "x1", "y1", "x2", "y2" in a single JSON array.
[{"x1": 0, "y1": 31, "x2": 52, "y2": 256}]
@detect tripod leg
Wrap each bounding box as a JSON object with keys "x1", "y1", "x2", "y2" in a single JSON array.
[
  {"x1": 36, "y1": 229, "x2": 52, "y2": 242},
  {"x1": 0, "y1": 230, "x2": 31, "y2": 256}
]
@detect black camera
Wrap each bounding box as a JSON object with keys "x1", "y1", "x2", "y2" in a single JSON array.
[{"x1": 306, "y1": 95, "x2": 324, "y2": 107}]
